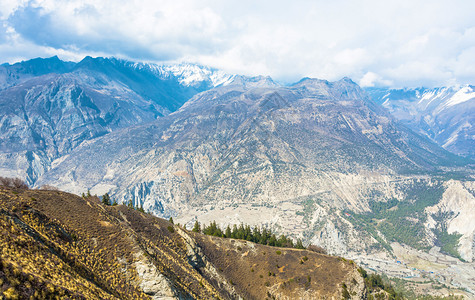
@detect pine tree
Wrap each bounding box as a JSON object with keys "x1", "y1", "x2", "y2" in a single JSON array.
[
  {"x1": 225, "y1": 225, "x2": 232, "y2": 238},
  {"x1": 169, "y1": 217, "x2": 174, "y2": 224},
  {"x1": 295, "y1": 239, "x2": 305, "y2": 249},
  {"x1": 192, "y1": 221, "x2": 201, "y2": 233},
  {"x1": 232, "y1": 224, "x2": 238, "y2": 239},
  {"x1": 253, "y1": 226, "x2": 262, "y2": 243},
  {"x1": 127, "y1": 200, "x2": 133, "y2": 208},
  {"x1": 268, "y1": 234, "x2": 277, "y2": 246},
  {"x1": 87, "y1": 189, "x2": 91, "y2": 197},
  {"x1": 244, "y1": 225, "x2": 252, "y2": 241},
  {"x1": 101, "y1": 193, "x2": 110, "y2": 206}
]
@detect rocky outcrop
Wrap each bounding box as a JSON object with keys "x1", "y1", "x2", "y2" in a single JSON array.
[
  {"x1": 425, "y1": 180, "x2": 475, "y2": 262},
  {"x1": 135, "y1": 253, "x2": 180, "y2": 300}
]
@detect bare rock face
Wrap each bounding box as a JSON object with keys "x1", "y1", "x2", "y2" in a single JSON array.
[
  {"x1": 425, "y1": 180, "x2": 475, "y2": 262},
  {"x1": 135, "y1": 253, "x2": 179, "y2": 300}
]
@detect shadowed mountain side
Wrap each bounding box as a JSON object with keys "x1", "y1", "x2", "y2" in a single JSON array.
[{"x1": 0, "y1": 56, "x2": 237, "y2": 185}]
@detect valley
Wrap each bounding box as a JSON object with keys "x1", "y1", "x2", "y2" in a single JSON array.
[{"x1": 1, "y1": 57, "x2": 474, "y2": 298}]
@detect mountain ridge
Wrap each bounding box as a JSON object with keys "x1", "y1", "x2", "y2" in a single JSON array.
[
  {"x1": 0, "y1": 56, "x2": 248, "y2": 185},
  {"x1": 366, "y1": 85, "x2": 475, "y2": 158}
]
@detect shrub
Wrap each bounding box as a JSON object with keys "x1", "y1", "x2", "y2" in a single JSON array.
[
  {"x1": 3, "y1": 287, "x2": 19, "y2": 299},
  {"x1": 341, "y1": 283, "x2": 350, "y2": 299},
  {"x1": 0, "y1": 177, "x2": 28, "y2": 189}
]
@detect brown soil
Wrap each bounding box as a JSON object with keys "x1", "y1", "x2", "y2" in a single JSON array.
[{"x1": 193, "y1": 233, "x2": 362, "y2": 299}]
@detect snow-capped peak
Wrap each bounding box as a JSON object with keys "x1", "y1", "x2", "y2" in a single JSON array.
[
  {"x1": 159, "y1": 63, "x2": 235, "y2": 88},
  {"x1": 445, "y1": 85, "x2": 475, "y2": 108},
  {"x1": 128, "y1": 61, "x2": 234, "y2": 88}
]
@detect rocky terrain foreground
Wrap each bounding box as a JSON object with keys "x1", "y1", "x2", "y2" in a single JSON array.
[{"x1": 0, "y1": 186, "x2": 368, "y2": 299}]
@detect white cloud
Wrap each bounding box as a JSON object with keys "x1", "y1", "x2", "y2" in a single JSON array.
[
  {"x1": 359, "y1": 72, "x2": 393, "y2": 88},
  {"x1": 1, "y1": 0, "x2": 475, "y2": 87}
]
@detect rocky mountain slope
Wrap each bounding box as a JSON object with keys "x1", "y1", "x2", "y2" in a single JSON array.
[
  {"x1": 0, "y1": 186, "x2": 366, "y2": 299},
  {"x1": 0, "y1": 57, "x2": 233, "y2": 185},
  {"x1": 366, "y1": 86, "x2": 475, "y2": 158},
  {"x1": 33, "y1": 76, "x2": 474, "y2": 265}
]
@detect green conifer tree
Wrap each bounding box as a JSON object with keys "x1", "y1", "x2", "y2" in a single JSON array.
[
  {"x1": 101, "y1": 193, "x2": 110, "y2": 206},
  {"x1": 295, "y1": 239, "x2": 305, "y2": 249},
  {"x1": 225, "y1": 225, "x2": 232, "y2": 238},
  {"x1": 192, "y1": 221, "x2": 201, "y2": 233}
]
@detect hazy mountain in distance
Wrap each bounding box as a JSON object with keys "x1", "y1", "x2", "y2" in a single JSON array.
[
  {"x1": 366, "y1": 85, "x2": 475, "y2": 158},
  {"x1": 0, "y1": 56, "x2": 75, "y2": 90}
]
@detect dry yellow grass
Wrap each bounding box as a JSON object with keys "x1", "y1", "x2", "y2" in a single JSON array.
[{"x1": 0, "y1": 187, "x2": 364, "y2": 299}]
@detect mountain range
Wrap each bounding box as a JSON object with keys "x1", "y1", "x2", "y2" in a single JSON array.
[
  {"x1": 366, "y1": 86, "x2": 474, "y2": 158},
  {"x1": 1, "y1": 56, "x2": 474, "y2": 297},
  {"x1": 0, "y1": 56, "x2": 234, "y2": 185}
]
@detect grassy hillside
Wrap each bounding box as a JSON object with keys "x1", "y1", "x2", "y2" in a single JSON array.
[{"x1": 0, "y1": 186, "x2": 366, "y2": 299}]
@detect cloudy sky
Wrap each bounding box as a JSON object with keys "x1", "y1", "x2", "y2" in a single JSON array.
[{"x1": 1, "y1": 0, "x2": 475, "y2": 87}]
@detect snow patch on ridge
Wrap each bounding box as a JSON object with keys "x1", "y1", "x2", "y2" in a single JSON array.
[
  {"x1": 161, "y1": 63, "x2": 235, "y2": 87},
  {"x1": 445, "y1": 86, "x2": 475, "y2": 108}
]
